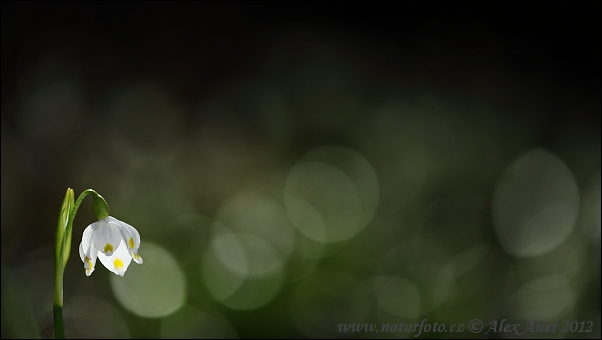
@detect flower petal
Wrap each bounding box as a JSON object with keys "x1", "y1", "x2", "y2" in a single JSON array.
[
  {"x1": 81, "y1": 245, "x2": 98, "y2": 276},
  {"x1": 97, "y1": 240, "x2": 132, "y2": 276},
  {"x1": 132, "y1": 253, "x2": 143, "y2": 264},
  {"x1": 78, "y1": 242, "x2": 85, "y2": 262},
  {"x1": 88, "y1": 243, "x2": 98, "y2": 268},
  {"x1": 92, "y1": 218, "x2": 122, "y2": 256},
  {"x1": 79, "y1": 225, "x2": 98, "y2": 276},
  {"x1": 109, "y1": 216, "x2": 143, "y2": 264},
  {"x1": 80, "y1": 225, "x2": 94, "y2": 258}
]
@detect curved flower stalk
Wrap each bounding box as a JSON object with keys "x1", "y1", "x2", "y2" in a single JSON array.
[{"x1": 54, "y1": 188, "x2": 142, "y2": 338}]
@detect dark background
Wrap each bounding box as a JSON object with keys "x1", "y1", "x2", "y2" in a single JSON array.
[{"x1": 2, "y1": 1, "x2": 600, "y2": 338}]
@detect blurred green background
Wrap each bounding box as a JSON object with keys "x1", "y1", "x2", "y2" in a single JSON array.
[{"x1": 1, "y1": 1, "x2": 600, "y2": 338}]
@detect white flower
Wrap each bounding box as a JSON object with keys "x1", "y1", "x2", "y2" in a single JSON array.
[{"x1": 78, "y1": 216, "x2": 143, "y2": 276}]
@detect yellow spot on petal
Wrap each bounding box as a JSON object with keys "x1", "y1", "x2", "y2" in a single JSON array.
[
  {"x1": 104, "y1": 244, "x2": 114, "y2": 253},
  {"x1": 129, "y1": 237, "x2": 135, "y2": 249},
  {"x1": 114, "y1": 258, "x2": 124, "y2": 269}
]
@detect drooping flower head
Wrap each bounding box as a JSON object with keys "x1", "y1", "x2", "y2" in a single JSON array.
[{"x1": 78, "y1": 193, "x2": 142, "y2": 276}]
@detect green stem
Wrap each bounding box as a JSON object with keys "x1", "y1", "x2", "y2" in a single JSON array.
[
  {"x1": 54, "y1": 232, "x2": 65, "y2": 339},
  {"x1": 53, "y1": 189, "x2": 102, "y2": 339},
  {"x1": 53, "y1": 305, "x2": 65, "y2": 339}
]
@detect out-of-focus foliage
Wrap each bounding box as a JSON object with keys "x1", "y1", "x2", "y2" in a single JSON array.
[{"x1": 1, "y1": 2, "x2": 600, "y2": 339}]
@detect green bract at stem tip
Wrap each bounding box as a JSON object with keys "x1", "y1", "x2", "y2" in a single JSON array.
[
  {"x1": 92, "y1": 192, "x2": 110, "y2": 220},
  {"x1": 62, "y1": 189, "x2": 74, "y2": 265},
  {"x1": 55, "y1": 188, "x2": 74, "y2": 266},
  {"x1": 54, "y1": 188, "x2": 73, "y2": 339}
]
